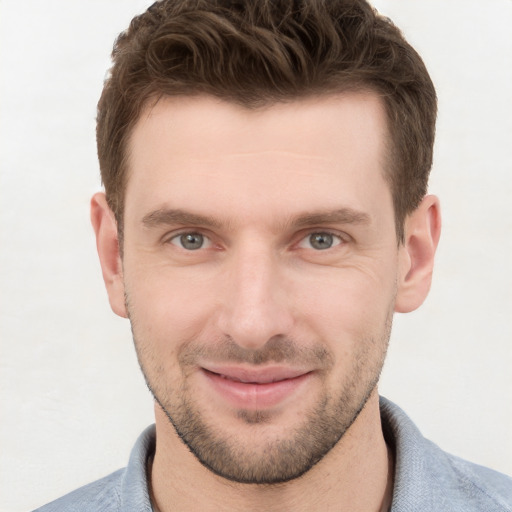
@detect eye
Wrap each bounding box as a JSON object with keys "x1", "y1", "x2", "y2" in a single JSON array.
[
  {"x1": 170, "y1": 232, "x2": 211, "y2": 250},
  {"x1": 298, "y1": 232, "x2": 343, "y2": 250}
]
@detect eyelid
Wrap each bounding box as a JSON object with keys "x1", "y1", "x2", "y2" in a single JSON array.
[
  {"x1": 295, "y1": 229, "x2": 350, "y2": 249},
  {"x1": 163, "y1": 229, "x2": 213, "y2": 249},
  {"x1": 160, "y1": 227, "x2": 350, "y2": 250}
]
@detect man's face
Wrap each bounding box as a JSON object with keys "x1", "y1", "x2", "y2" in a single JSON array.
[{"x1": 120, "y1": 93, "x2": 404, "y2": 483}]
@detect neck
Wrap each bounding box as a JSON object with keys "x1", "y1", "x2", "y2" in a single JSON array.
[{"x1": 150, "y1": 391, "x2": 393, "y2": 512}]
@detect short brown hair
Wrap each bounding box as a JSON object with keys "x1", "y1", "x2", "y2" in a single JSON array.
[{"x1": 97, "y1": 0, "x2": 436, "y2": 243}]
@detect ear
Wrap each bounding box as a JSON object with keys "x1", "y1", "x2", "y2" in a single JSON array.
[
  {"x1": 395, "y1": 195, "x2": 441, "y2": 313},
  {"x1": 90, "y1": 192, "x2": 128, "y2": 318}
]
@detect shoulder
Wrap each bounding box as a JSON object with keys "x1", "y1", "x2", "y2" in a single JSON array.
[
  {"x1": 32, "y1": 469, "x2": 125, "y2": 512},
  {"x1": 32, "y1": 425, "x2": 156, "y2": 512},
  {"x1": 380, "y1": 397, "x2": 512, "y2": 512},
  {"x1": 437, "y1": 447, "x2": 512, "y2": 511}
]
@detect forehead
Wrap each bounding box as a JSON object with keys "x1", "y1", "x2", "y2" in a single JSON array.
[
  {"x1": 130, "y1": 92, "x2": 388, "y2": 160},
  {"x1": 124, "y1": 92, "x2": 392, "y2": 225}
]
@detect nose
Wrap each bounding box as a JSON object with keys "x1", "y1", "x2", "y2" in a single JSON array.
[{"x1": 216, "y1": 242, "x2": 294, "y2": 350}]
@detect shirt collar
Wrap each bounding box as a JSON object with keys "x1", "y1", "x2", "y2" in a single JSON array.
[{"x1": 119, "y1": 397, "x2": 466, "y2": 512}]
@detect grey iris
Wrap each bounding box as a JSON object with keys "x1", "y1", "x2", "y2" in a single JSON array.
[
  {"x1": 309, "y1": 233, "x2": 334, "y2": 250},
  {"x1": 181, "y1": 233, "x2": 204, "y2": 250}
]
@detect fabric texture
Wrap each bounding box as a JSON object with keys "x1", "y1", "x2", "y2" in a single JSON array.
[{"x1": 33, "y1": 397, "x2": 512, "y2": 511}]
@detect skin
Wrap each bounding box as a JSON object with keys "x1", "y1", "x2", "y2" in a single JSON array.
[{"x1": 92, "y1": 92, "x2": 441, "y2": 511}]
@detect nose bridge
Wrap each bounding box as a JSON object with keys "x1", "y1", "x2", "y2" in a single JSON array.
[{"x1": 218, "y1": 238, "x2": 292, "y2": 349}]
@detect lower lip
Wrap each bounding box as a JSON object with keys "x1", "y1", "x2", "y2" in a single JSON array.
[{"x1": 202, "y1": 370, "x2": 312, "y2": 409}]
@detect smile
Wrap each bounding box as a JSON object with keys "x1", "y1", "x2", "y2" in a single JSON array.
[{"x1": 200, "y1": 365, "x2": 313, "y2": 409}]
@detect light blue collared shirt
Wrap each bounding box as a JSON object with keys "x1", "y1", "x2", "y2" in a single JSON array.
[{"x1": 34, "y1": 397, "x2": 512, "y2": 511}]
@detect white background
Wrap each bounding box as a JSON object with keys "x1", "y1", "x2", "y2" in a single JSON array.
[{"x1": 1, "y1": 1, "x2": 511, "y2": 510}]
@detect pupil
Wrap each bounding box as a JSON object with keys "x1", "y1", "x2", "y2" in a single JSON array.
[
  {"x1": 181, "y1": 233, "x2": 203, "y2": 250},
  {"x1": 310, "y1": 233, "x2": 333, "y2": 250}
]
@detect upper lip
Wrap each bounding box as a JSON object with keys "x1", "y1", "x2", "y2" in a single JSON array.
[{"x1": 201, "y1": 364, "x2": 310, "y2": 384}]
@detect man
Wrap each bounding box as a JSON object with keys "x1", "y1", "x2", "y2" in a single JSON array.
[{"x1": 34, "y1": 0, "x2": 511, "y2": 511}]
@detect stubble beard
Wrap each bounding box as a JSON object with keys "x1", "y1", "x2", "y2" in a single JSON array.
[{"x1": 128, "y1": 306, "x2": 392, "y2": 485}]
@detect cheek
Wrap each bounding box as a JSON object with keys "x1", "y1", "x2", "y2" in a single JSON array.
[
  {"x1": 125, "y1": 265, "x2": 219, "y2": 347},
  {"x1": 124, "y1": 248, "x2": 399, "y2": 354},
  {"x1": 295, "y1": 265, "x2": 397, "y2": 342}
]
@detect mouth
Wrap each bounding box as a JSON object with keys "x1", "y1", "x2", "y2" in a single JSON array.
[
  {"x1": 200, "y1": 365, "x2": 313, "y2": 409},
  {"x1": 203, "y1": 365, "x2": 309, "y2": 383}
]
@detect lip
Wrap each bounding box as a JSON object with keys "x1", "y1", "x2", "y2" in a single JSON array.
[{"x1": 200, "y1": 365, "x2": 313, "y2": 409}]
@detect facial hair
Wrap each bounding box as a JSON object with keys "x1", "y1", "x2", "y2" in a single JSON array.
[{"x1": 128, "y1": 300, "x2": 393, "y2": 485}]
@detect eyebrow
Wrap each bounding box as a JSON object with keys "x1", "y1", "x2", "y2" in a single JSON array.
[
  {"x1": 142, "y1": 209, "x2": 223, "y2": 229},
  {"x1": 141, "y1": 207, "x2": 371, "y2": 230},
  {"x1": 290, "y1": 208, "x2": 371, "y2": 228}
]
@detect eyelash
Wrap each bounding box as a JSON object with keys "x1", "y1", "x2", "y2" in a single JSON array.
[
  {"x1": 167, "y1": 231, "x2": 213, "y2": 250},
  {"x1": 165, "y1": 229, "x2": 348, "y2": 252},
  {"x1": 297, "y1": 231, "x2": 345, "y2": 250}
]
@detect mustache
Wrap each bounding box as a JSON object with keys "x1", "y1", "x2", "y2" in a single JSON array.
[
  {"x1": 178, "y1": 335, "x2": 335, "y2": 369},
  {"x1": 125, "y1": 294, "x2": 334, "y2": 369}
]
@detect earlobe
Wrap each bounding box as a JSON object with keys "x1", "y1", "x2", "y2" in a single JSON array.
[
  {"x1": 90, "y1": 192, "x2": 128, "y2": 318},
  {"x1": 395, "y1": 195, "x2": 441, "y2": 313}
]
